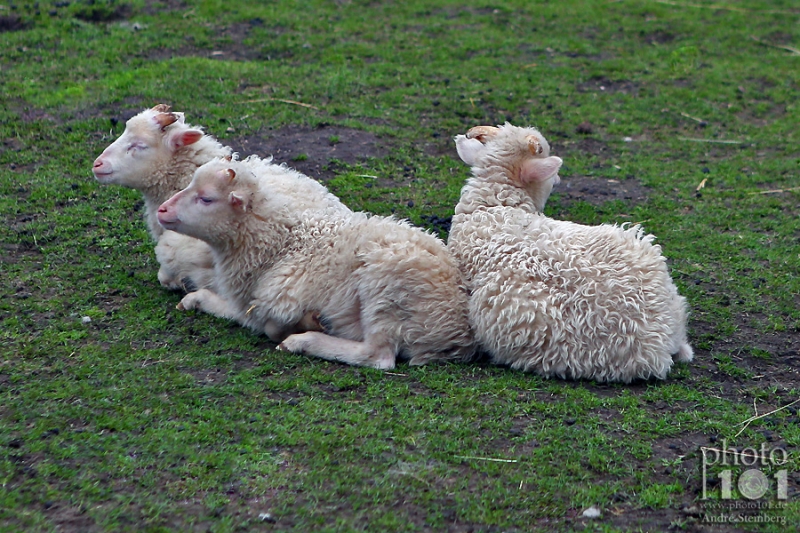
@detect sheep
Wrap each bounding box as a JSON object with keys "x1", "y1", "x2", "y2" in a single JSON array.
[
  {"x1": 92, "y1": 104, "x2": 350, "y2": 294},
  {"x1": 156, "y1": 157, "x2": 476, "y2": 369},
  {"x1": 447, "y1": 123, "x2": 693, "y2": 383},
  {"x1": 92, "y1": 104, "x2": 230, "y2": 292}
]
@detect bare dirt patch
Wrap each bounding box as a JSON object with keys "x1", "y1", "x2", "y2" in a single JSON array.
[
  {"x1": 2, "y1": 242, "x2": 42, "y2": 266},
  {"x1": 228, "y1": 125, "x2": 388, "y2": 181},
  {"x1": 185, "y1": 368, "x2": 229, "y2": 386},
  {"x1": 142, "y1": 0, "x2": 189, "y2": 16},
  {"x1": 143, "y1": 19, "x2": 271, "y2": 63},
  {"x1": 692, "y1": 319, "x2": 800, "y2": 396},
  {"x1": 552, "y1": 175, "x2": 650, "y2": 208},
  {"x1": 640, "y1": 30, "x2": 676, "y2": 45},
  {"x1": 2, "y1": 136, "x2": 28, "y2": 156},
  {"x1": 73, "y1": 2, "x2": 133, "y2": 23},
  {"x1": 0, "y1": 14, "x2": 28, "y2": 32},
  {"x1": 552, "y1": 137, "x2": 616, "y2": 162}
]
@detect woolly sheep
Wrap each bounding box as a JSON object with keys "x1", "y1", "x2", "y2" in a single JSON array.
[
  {"x1": 448, "y1": 123, "x2": 693, "y2": 383},
  {"x1": 92, "y1": 104, "x2": 230, "y2": 291},
  {"x1": 92, "y1": 104, "x2": 350, "y2": 293},
  {"x1": 157, "y1": 158, "x2": 476, "y2": 369}
]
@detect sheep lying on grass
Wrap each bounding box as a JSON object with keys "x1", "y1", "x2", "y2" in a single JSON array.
[
  {"x1": 448, "y1": 123, "x2": 693, "y2": 383},
  {"x1": 157, "y1": 158, "x2": 476, "y2": 369},
  {"x1": 92, "y1": 104, "x2": 228, "y2": 292},
  {"x1": 92, "y1": 104, "x2": 348, "y2": 298}
]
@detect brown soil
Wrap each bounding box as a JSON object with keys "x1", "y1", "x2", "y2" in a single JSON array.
[
  {"x1": 227, "y1": 124, "x2": 388, "y2": 181},
  {"x1": 553, "y1": 175, "x2": 650, "y2": 207}
]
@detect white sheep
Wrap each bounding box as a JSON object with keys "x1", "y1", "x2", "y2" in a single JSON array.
[
  {"x1": 448, "y1": 123, "x2": 693, "y2": 383},
  {"x1": 157, "y1": 158, "x2": 476, "y2": 369},
  {"x1": 92, "y1": 104, "x2": 230, "y2": 291},
  {"x1": 92, "y1": 104, "x2": 350, "y2": 294}
]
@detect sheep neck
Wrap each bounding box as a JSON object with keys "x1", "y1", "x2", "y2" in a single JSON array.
[
  {"x1": 213, "y1": 212, "x2": 296, "y2": 304},
  {"x1": 455, "y1": 167, "x2": 543, "y2": 215}
]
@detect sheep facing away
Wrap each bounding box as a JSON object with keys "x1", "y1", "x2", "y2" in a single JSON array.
[
  {"x1": 448, "y1": 123, "x2": 693, "y2": 383},
  {"x1": 157, "y1": 158, "x2": 476, "y2": 369}
]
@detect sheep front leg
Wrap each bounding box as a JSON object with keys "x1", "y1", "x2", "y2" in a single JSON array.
[
  {"x1": 277, "y1": 332, "x2": 396, "y2": 370},
  {"x1": 178, "y1": 289, "x2": 237, "y2": 320}
]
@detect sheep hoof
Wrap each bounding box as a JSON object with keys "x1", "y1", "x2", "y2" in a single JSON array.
[
  {"x1": 176, "y1": 302, "x2": 185, "y2": 311},
  {"x1": 277, "y1": 334, "x2": 309, "y2": 354}
]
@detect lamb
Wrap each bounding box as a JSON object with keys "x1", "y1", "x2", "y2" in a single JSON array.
[
  {"x1": 447, "y1": 123, "x2": 693, "y2": 383},
  {"x1": 91, "y1": 104, "x2": 349, "y2": 294},
  {"x1": 92, "y1": 104, "x2": 230, "y2": 291},
  {"x1": 157, "y1": 158, "x2": 476, "y2": 369}
]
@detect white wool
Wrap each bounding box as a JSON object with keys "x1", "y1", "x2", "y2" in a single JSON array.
[
  {"x1": 161, "y1": 158, "x2": 475, "y2": 370},
  {"x1": 448, "y1": 123, "x2": 693, "y2": 383}
]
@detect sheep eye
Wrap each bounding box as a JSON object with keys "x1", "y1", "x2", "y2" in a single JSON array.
[
  {"x1": 198, "y1": 197, "x2": 214, "y2": 205},
  {"x1": 127, "y1": 142, "x2": 147, "y2": 153}
]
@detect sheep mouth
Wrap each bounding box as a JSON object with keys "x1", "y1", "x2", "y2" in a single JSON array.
[
  {"x1": 157, "y1": 214, "x2": 179, "y2": 230},
  {"x1": 93, "y1": 170, "x2": 114, "y2": 182}
]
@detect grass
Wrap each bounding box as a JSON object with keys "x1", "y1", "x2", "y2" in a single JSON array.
[{"x1": 1, "y1": 0, "x2": 799, "y2": 531}]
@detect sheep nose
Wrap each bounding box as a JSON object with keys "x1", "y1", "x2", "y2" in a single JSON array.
[{"x1": 93, "y1": 159, "x2": 103, "y2": 169}]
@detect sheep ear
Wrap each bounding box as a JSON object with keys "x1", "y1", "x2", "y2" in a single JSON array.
[
  {"x1": 170, "y1": 129, "x2": 204, "y2": 148},
  {"x1": 520, "y1": 156, "x2": 563, "y2": 184},
  {"x1": 455, "y1": 135, "x2": 487, "y2": 166},
  {"x1": 229, "y1": 191, "x2": 247, "y2": 212}
]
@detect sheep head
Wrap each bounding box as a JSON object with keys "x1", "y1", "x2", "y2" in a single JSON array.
[
  {"x1": 157, "y1": 159, "x2": 255, "y2": 244},
  {"x1": 456, "y1": 123, "x2": 563, "y2": 212},
  {"x1": 457, "y1": 123, "x2": 561, "y2": 184},
  {"x1": 92, "y1": 105, "x2": 207, "y2": 190}
]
